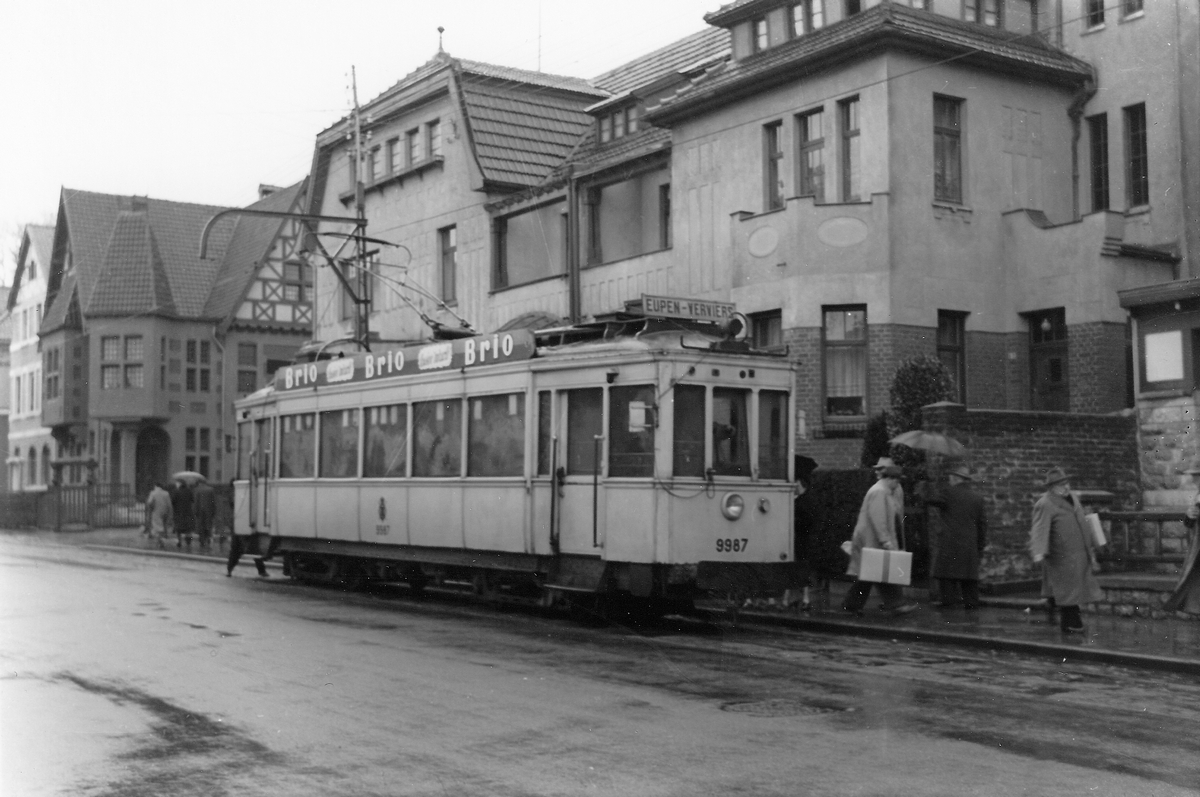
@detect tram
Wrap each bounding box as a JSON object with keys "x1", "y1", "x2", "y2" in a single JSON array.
[{"x1": 231, "y1": 295, "x2": 799, "y2": 608}]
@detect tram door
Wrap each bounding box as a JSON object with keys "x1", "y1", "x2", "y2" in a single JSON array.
[{"x1": 248, "y1": 417, "x2": 274, "y2": 532}]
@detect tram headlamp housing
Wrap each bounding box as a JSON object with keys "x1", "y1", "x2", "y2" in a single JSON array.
[{"x1": 721, "y1": 493, "x2": 745, "y2": 520}]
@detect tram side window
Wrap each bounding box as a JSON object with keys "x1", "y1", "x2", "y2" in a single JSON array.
[
  {"x1": 279, "y1": 413, "x2": 316, "y2": 478},
  {"x1": 236, "y1": 422, "x2": 252, "y2": 480},
  {"x1": 536, "y1": 391, "x2": 552, "y2": 475},
  {"x1": 609, "y1": 385, "x2": 655, "y2": 477},
  {"x1": 468, "y1": 393, "x2": 525, "y2": 476},
  {"x1": 413, "y1": 399, "x2": 462, "y2": 477},
  {"x1": 566, "y1": 388, "x2": 603, "y2": 474},
  {"x1": 363, "y1": 404, "x2": 408, "y2": 478},
  {"x1": 758, "y1": 390, "x2": 789, "y2": 480},
  {"x1": 712, "y1": 388, "x2": 750, "y2": 477},
  {"x1": 319, "y1": 409, "x2": 359, "y2": 478},
  {"x1": 673, "y1": 385, "x2": 706, "y2": 477}
]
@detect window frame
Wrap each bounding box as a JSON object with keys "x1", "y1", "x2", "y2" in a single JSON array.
[
  {"x1": 1085, "y1": 0, "x2": 1105, "y2": 28},
  {"x1": 1124, "y1": 103, "x2": 1149, "y2": 208},
  {"x1": 822, "y1": 305, "x2": 868, "y2": 421},
  {"x1": 937, "y1": 310, "x2": 968, "y2": 404},
  {"x1": 795, "y1": 107, "x2": 825, "y2": 201},
  {"x1": 933, "y1": 94, "x2": 964, "y2": 204},
  {"x1": 839, "y1": 97, "x2": 861, "y2": 202},
  {"x1": 790, "y1": 0, "x2": 825, "y2": 36},
  {"x1": 764, "y1": 121, "x2": 785, "y2": 211},
  {"x1": 1087, "y1": 113, "x2": 1109, "y2": 212},
  {"x1": 753, "y1": 16, "x2": 769, "y2": 52},
  {"x1": 440, "y1": 225, "x2": 457, "y2": 303}
]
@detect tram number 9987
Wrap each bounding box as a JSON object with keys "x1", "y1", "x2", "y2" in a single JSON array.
[{"x1": 716, "y1": 538, "x2": 749, "y2": 553}]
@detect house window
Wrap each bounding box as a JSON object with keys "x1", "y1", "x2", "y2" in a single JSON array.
[
  {"x1": 237, "y1": 343, "x2": 257, "y2": 394},
  {"x1": 283, "y1": 260, "x2": 310, "y2": 302},
  {"x1": 823, "y1": 306, "x2": 867, "y2": 418},
  {"x1": 839, "y1": 97, "x2": 860, "y2": 201},
  {"x1": 964, "y1": 0, "x2": 999, "y2": 24},
  {"x1": 1124, "y1": 0, "x2": 1143, "y2": 14},
  {"x1": 102, "y1": 365, "x2": 120, "y2": 390},
  {"x1": 366, "y1": 147, "x2": 379, "y2": 183},
  {"x1": 796, "y1": 108, "x2": 825, "y2": 201},
  {"x1": 1087, "y1": 114, "x2": 1109, "y2": 211},
  {"x1": 1085, "y1": 0, "x2": 1104, "y2": 27},
  {"x1": 124, "y1": 335, "x2": 143, "y2": 361},
  {"x1": 45, "y1": 347, "x2": 60, "y2": 400},
  {"x1": 407, "y1": 128, "x2": 422, "y2": 166},
  {"x1": 659, "y1": 184, "x2": 672, "y2": 249},
  {"x1": 750, "y1": 309, "x2": 783, "y2": 351},
  {"x1": 764, "y1": 121, "x2": 785, "y2": 211},
  {"x1": 898, "y1": 0, "x2": 928, "y2": 7},
  {"x1": 937, "y1": 311, "x2": 967, "y2": 403},
  {"x1": 791, "y1": 0, "x2": 824, "y2": 36},
  {"x1": 933, "y1": 95, "x2": 963, "y2": 203},
  {"x1": 440, "y1": 225, "x2": 457, "y2": 303},
  {"x1": 1028, "y1": 308, "x2": 1068, "y2": 412},
  {"x1": 387, "y1": 138, "x2": 401, "y2": 174},
  {"x1": 753, "y1": 17, "x2": 769, "y2": 52},
  {"x1": 497, "y1": 200, "x2": 568, "y2": 288},
  {"x1": 124, "y1": 364, "x2": 144, "y2": 389},
  {"x1": 598, "y1": 107, "x2": 639, "y2": 143},
  {"x1": 1124, "y1": 103, "x2": 1149, "y2": 208},
  {"x1": 845, "y1": 0, "x2": 862, "y2": 14},
  {"x1": 427, "y1": 120, "x2": 442, "y2": 158},
  {"x1": 599, "y1": 116, "x2": 613, "y2": 144},
  {"x1": 101, "y1": 336, "x2": 120, "y2": 361}
]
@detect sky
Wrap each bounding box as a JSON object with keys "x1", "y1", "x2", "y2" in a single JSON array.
[{"x1": 0, "y1": 0, "x2": 720, "y2": 286}]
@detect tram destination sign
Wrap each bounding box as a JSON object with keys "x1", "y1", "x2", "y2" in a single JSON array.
[
  {"x1": 642, "y1": 294, "x2": 736, "y2": 322},
  {"x1": 275, "y1": 329, "x2": 536, "y2": 392}
]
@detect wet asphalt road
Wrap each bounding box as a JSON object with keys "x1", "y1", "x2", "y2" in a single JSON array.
[{"x1": 2, "y1": 534, "x2": 1198, "y2": 796}]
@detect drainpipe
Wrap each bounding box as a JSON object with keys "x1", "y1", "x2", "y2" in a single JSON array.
[
  {"x1": 211, "y1": 327, "x2": 226, "y2": 483},
  {"x1": 566, "y1": 167, "x2": 581, "y2": 324},
  {"x1": 1068, "y1": 76, "x2": 1097, "y2": 221}
]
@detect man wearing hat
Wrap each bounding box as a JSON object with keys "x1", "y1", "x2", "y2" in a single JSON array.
[
  {"x1": 1029, "y1": 467, "x2": 1103, "y2": 633},
  {"x1": 927, "y1": 465, "x2": 988, "y2": 609},
  {"x1": 1164, "y1": 459, "x2": 1200, "y2": 615},
  {"x1": 842, "y1": 458, "x2": 919, "y2": 616}
]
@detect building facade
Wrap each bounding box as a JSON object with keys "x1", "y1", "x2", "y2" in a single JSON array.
[
  {"x1": 305, "y1": 1, "x2": 1196, "y2": 468},
  {"x1": 39, "y1": 183, "x2": 315, "y2": 496},
  {"x1": 6, "y1": 225, "x2": 54, "y2": 491}
]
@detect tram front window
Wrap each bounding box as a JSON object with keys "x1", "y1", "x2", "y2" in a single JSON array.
[
  {"x1": 319, "y1": 409, "x2": 359, "y2": 478},
  {"x1": 279, "y1": 413, "x2": 316, "y2": 478},
  {"x1": 712, "y1": 388, "x2": 750, "y2": 477},
  {"x1": 758, "y1": 390, "x2": 789, "y2": 479},
  {"x1": 413, "y1": 399, "x2": 462, "y2": 477},
  {"x1": 468, "y1": 393, "x2": 525, "y2": 476},
  {"x1": 673, "y1": 384, "x2": 705, "y2": 478},
  {"x1": 364, "y1": 404, "x2": 407, "y2": 478},
  {"x1": 609, "y1": 385, "x2": 655, "y2": 477}
]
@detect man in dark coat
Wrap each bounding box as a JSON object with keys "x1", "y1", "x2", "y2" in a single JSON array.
[
  {"x1": 192, "y1": 479, "x2": 217, "y2": 551},
  {"x1": 171, "y1": 480, "x2": 195, "y2": 549},
  {"x1": 928, "y1": 464, "x2": 987, "y2": 609},
  {"x1": 1029, "y1": 467, "x2": 1103, "y2": 633}
]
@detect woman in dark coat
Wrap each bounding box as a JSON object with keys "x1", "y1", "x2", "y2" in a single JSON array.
[
  {"x1": 1028, "y1": 467, "x2": 1103, "y2": 633},
  {"x1": 928, "y1": 465, "x2": 988, "y2": 609}
]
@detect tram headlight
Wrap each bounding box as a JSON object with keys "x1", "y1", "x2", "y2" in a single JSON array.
[{"x1": 721, "y1": 493, "x2": 745, "y2": 520}]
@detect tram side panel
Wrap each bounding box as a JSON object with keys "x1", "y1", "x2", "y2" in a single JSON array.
[{"x1": 359, "y1": 483, "x2": 410, "y2": 545}]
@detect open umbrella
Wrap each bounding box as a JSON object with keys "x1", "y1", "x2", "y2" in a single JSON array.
[
  {"x1": 889, "y1": 430, "x2": 967, "y2": 458},
  {"x1": 172, "y1": 471, "x2": 207, "y2": 486}
]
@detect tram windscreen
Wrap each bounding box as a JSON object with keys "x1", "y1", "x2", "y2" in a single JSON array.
[
  {"x1": 609, "y1": 385, "x2": 655, "y2": 477},
  {"x1": 712, "y1": 388, "x2": 750, "y2": 476},
  {"x1": 566, "y1": 388, "x2": 602, "y2": 474},
  {"x1": 758, "y1": 390, "x2": 789, "y2": 479},
  {"x1": 673, "y1": 385, "x2": 705, "y2": 477},
  {"x1": 468, "y1": 393, "x2": 525, "y2": 476}
]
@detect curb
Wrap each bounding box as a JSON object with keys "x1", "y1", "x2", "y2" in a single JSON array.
[
  {"x1": 716, "y1": 608, "x2": 1200, "y2": 676},
  {"x1": 81, "y1": 544, "x2": 285, "y2": 571}
]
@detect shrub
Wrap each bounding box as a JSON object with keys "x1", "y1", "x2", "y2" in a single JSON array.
[{"x1": 885, "y1": 355, "x2": 954, "y2": 482}]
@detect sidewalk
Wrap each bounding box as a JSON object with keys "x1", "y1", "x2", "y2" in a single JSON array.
[{"x1": 11, "y1": 525, "x2": 1200, "y2": 675}]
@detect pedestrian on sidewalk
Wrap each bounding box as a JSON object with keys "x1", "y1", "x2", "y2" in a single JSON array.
[
  {"x1": 193, "y1": 479, "x2": 216, "y2": 551},
  {"x1": 1164, "y1": 459, "x2": 1200, "y2": 616},
  {"x1": 146, "y1": 482, "x2": 174, "y2": 548},
  {"x1": 1029, "y1": 467, "x2": 1103, "y2": 633},
  {"x1": 925, "y1": 464, "x2": 988, "y2": 610},
  {"x1": 171, "y1": 479, "x2": 195, "y2": 549},
  {"x1": 842, "y1": 458, "x2": 919, "y2": 617}
]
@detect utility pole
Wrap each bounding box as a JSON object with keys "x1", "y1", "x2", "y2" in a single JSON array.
[{"x1": 350, "y1": 66, "x2": 372, "y2": 351}]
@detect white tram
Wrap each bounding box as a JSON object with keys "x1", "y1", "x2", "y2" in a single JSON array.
[{"x1": 232, "y1": 297, "x2": 799, "y2": 606}]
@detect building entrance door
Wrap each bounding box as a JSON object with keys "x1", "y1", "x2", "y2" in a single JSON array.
[{"x1": 135, "y1": 427, "x2": 170, "y2": 497}]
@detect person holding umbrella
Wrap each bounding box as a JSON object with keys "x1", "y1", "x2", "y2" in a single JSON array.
[{"x1": 925, "y1": 464, "x2": 988, "y2": 609}]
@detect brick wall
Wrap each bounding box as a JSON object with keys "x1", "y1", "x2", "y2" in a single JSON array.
[
  {"x1": 1070, "y1": 321, "x2": 1131, "y2": 414},
  {"x1": 922, "y1": 402, "x2": 1141, "y2": 580}
]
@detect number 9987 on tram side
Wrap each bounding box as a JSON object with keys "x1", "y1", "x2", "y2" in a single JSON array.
[{"x1": 232, "y1": 301, "x2": 800, "y2": 611}]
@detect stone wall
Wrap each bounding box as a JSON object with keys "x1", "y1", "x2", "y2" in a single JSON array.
[
  {"x1": 1137, "y1": 393, "x2": 1200, "y2": 505},
  {"x1": 921, "y1": 402, "x2": 1141, "y2": 580}
]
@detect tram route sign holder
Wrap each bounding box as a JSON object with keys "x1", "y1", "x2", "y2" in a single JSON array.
[
  {"x1": 275, "y1": 328, "x2": 536, "y2": 392},
  {"x1": 641, "y1": 294, "x2": 736, "y2": 322}
]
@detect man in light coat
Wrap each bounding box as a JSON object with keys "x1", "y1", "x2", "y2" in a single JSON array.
[
  {"x1": 928, "y1": 465, "x2": 988, "y2": 609},
  {"x1": 1029, "y1": 467, "x2": 1103, "y2": 633},
  {"x1": 146, "y1": 483, "x2": 174, "y2": 549},
  {"x1": 842, "y1": 458, "x2": 919, "y2": 616}
]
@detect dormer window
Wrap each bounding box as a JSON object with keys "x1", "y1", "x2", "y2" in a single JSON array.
[
  {"x1": 598, "y1": 105, "x2": 640, "y2": 144},
  {"x1": 753, "y1": 17, "x2": 769, "y2": 52},
  {"x1": 963, "y1": 0, "x2": 1000, "y2": 26},
  {"x1": 791, "y1": 0, "x2": 824, "y2": 36}
]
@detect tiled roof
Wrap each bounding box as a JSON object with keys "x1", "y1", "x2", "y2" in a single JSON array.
[
  {"x1": 458, "y1": 73, "x2": 601, "y2": 187},
  {"x1": 592, "y1": 26, "x2": 730, "y2": 95},
  {"x1": 41, "y1": 273, "x2": 77, "y2": 333},
  {"x1": 0, "y1": 287, "x2": 11, "y2": 340},
  {"x1": 7, "y1": 225, "x2": 55, "y2": 311},
  {"x1": 86, "y1": 211, "x2": 177, "y2": 317},
  {"x1": 648, "y1": 4, "x2": 1092, "y2": 123},
  {"x1": 703, "y1": 0, "x2": 779, "y2": 26},
  {"x1": 569, "y1": 126, "x2": 673, "y2": 177},
  {"x1": 459, "y1": 59, "x2": 606, "y2": 97},
  {"x1": 205, "y1": 180, "x2": 307, "y2": 320}
]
